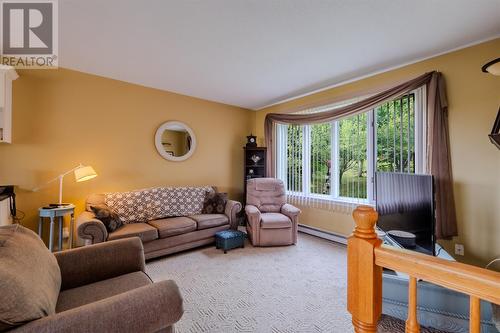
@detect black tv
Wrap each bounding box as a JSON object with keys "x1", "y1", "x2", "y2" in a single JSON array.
[{"x1": 375, "y1": 172, "x2": 435, "y2": 256}]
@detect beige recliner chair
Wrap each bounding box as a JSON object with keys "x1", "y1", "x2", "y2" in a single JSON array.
[{"x1": 245, "y1": 178, "x2": 301, "y2": 246}]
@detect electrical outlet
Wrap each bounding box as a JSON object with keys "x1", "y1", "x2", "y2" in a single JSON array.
[
  {"x1": 455, "y1": 243, "x2": 464, "y2": 256},
  {"x1": 62, "y1": 227, "x2": 69, "y2": 239}
]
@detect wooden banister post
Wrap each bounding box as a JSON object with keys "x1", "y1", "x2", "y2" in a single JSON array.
[
  {"x1": 469, "y1": 296, "x2": 481, "y2": 333},
  {"x1": 347, "y1": 205, "x2": 383, "y2": 333},
  {"x1": 406, "y1": 276, "x2": 421, "y2": 333}
]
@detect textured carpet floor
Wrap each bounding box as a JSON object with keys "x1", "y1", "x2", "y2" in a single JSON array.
[{"x1": 146, "y1": 233, "x2": 447, "y2": 333}]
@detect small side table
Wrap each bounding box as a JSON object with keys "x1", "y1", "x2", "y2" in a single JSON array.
[{"x1": 38, "y1": 204, "x2": 75, "y2": 252}]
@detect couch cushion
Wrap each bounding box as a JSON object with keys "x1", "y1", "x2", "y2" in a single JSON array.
[
  {"x1": 108, "y1": 223, "x2": 158, "y2": 242},
  {"x1": 190, "y1": 214, "x2": 229, "y2": 230},
  {"x1": 260, "y1": 213, "x2": 291, "y2": 229},
  {"x1": 0, "y1": 224, "x2": 61, "y2": 332},
  {"x1": 143, "y1": 224, "x2": 230, "y2": 258},
  {"x1": 56, "y1": 271, "x2": 151, "y2": 312},
  {"x1": 148, "y1": 217, "x2": 197, "y2": 238}
]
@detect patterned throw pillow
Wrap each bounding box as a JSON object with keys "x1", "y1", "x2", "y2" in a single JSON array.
[
  {"x1": 152, "y1": 186, "x2": 213, "y2": 217},
  {"x1": 104, "y1": 188, "x2": 159, "y2": 223},
  {"x1": 202, "y1": 192, "x2": 228, "y2": 214},
  {"x1": 90, "y1": 205, "x2": 123, "y2": 232},
  {"x1": 104, "y1": 186, "x2": 214, "y2": 223}
]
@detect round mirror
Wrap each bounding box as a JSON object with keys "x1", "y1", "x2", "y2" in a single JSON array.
[{"x1": 155, "y1": 121, "x2": 196, "y2": 161}]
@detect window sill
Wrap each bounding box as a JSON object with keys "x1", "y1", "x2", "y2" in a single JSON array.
[{"x1": 286, "y1": 192, "x2": 374, "y2": 207}]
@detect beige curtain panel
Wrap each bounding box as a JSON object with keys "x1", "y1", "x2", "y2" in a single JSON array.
[{"x1": 264, "y1": 71, "x2": 457, "y2": 239}]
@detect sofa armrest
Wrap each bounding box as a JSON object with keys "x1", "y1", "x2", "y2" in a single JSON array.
[
  {"x1": 12, "y1": 280, "x2": 183, "y2": 333},
  {"x1": 76, "y1": 211, "x2": 108, "y2": 244},
  {"x1": 55, "y1": 238, "x2": 145, "y2": 291},
  {"x1": 225, "y1": 200, "x2": 242, "y2": 229}
]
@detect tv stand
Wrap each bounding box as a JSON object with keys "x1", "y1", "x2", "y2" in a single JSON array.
[{"x1": 381, "y1": 228, "x2": 447, "y2": 258}]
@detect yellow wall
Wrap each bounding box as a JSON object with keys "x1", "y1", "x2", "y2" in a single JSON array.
[
  {"x1": 0, "y1": 68, "x2": 253, "y2": 235},
  {"x1": 254, "y1": 39, "x2": 500, "y2": 265}
]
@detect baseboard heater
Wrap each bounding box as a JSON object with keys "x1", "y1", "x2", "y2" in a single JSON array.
[{"x1": 298, "y1": 224, "x2": 347, "y2": 245}]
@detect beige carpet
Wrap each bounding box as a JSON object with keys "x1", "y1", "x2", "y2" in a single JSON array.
[{"x1": 146, "y1": 233, "x2": 446, "y2": 333}]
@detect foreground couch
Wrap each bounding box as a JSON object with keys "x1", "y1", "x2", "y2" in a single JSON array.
[
  {"x1": 0, "y1": 224, "x2": 183, "y2": 333},
  {"x1": 245, "y1": 178, "x2": 301, "y2": 246},
  {"x1": 77, "y1": 186, "x2": 242, "y2": 259}
]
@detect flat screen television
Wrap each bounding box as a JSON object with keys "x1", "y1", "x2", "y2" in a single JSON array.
[{"x1": 375, "y1": 172, "x2": 435, "y2": 256}]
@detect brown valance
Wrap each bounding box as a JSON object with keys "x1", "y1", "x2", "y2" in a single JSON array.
[{"x1": 264, "y1": 71, "x2": 457, "y2": 239}]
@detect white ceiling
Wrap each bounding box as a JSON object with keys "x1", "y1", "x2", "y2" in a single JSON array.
[{"x1": 59, "y1": 0, "x2": 500, "y2": 110}]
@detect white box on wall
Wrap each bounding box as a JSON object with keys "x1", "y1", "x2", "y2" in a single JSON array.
[
  {"x1": 0, "y1": 198, "x2": 13, "y2": 226},
  {"x1": 0, "y1": 65, "x2": 19, "y2": 143}
]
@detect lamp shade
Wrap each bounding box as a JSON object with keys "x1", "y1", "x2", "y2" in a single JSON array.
[
  {"x1": 482, "y1": 58, "x2": 500, "y2": 76},
  {"x1": 74, "y1": 165, "x2": 98, "y2": 182}
]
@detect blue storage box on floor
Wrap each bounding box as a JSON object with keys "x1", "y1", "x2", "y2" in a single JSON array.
[{"x1": 215, "y1": 230, "x2": 246, "y2": 253}]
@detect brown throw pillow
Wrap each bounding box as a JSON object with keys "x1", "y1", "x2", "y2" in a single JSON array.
[
  {"x1": 90, "y1": 205, "x2": 123, "y2": 232},
  {"x1": 202, "y1": 192, "x2": 228, "y2": 214}
]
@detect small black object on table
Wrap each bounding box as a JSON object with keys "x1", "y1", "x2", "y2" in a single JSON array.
[
  {"x1": 387, "y1": 230, "x2": 417, "y2": 248},
  {"x1": 215, "y1": 230, "x2": 246, "y2": 254}
]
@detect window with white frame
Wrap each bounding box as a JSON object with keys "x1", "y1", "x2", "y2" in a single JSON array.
[{"x1": 275, "y1": 88, "x2": 426, "y2": 203}]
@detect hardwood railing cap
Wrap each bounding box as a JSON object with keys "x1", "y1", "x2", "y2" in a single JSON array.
[{"x1": 352, "y1": 205, "x2": 378, "y2": 240}]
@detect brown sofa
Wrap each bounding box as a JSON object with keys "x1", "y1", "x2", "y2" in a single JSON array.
[
  {"x1": 77, "y1": 186, "x2": 242, "y2": 260},
  {"x1": 245, "y1": 178, "x2": 301, "y2": 246},
  {"x1": 0, "y1": 224, "x2": 183, "y2": 333}
]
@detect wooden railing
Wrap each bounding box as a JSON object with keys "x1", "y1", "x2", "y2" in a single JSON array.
[{"x1": 347, "y1": 205, "x2": 500, "y2": 333}]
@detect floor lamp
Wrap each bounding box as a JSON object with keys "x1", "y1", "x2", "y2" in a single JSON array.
[{"x1": 33, "y1": 164, "x2": 98, "y2": 207}]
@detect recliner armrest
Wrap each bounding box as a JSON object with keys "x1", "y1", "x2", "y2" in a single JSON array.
[
  {"x1": 281, "y1": 204, "x2": 301, "y2": 220},
  {"x1": 55, "y1": 238, "x2": 145, "y2": 291},
  {"x1": 225, "y1": 200, "x2": 242, "y2": 229},
  {"x1": 281, "y1": 204, "x2": 300, "y2": 245},
  {"x1": 12, "y1": 280, "x2": 183, "y2": 333},
  {"x1": 245, "y1": 205, "x2": 262, "y2": 245},
  {"x1": 245, "y1": 205, "x2": 261, "y2": 224},
  {"x1": 76, "y1": 211, "x2": 108, "y2": 244}
]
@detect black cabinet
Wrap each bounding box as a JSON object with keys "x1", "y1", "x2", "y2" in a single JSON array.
[{"x1": 243, "y1": 147, "x2": 267, "y2": 204}]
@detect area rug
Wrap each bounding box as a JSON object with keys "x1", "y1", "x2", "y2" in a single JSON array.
[
  {"x1": 146, "y1": 233, "x2": 447, "y2": 333},
  {"x1": 379, "y1": 315, "x2": 449, "y2": 333}
]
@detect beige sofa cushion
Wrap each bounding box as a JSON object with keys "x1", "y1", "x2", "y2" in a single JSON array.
[
  {"x1": 190, "y1": 214, "x2": 229, "y2": 230},
  {"x1": 148, "y1": 217, "x2": 197, "y2": 238},
  {"x1": 108, "y1": 223, "x2": 158, "y2": 242},
  {"x1": 0, "y1": 224, "x2": 61, "y2": 331},
  {"x1": 260, "y1": 213, "x2": 291, "y2": 229}
]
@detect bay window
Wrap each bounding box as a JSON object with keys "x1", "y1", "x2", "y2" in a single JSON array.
[{"x1": 275, "y1": 88, "x2": 426, "y2": 204}]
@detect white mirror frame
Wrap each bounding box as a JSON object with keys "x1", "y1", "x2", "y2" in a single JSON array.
[{"x1": 155, "y1": 121, "x2": 196, "y2": 162}]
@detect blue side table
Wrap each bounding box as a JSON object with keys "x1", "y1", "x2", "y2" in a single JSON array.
[
  {"x1": 215, "y1": 230, "x2": 246, "y2": 254},
  {"x1": 38, "y1": 205, "x2": 75, "y2": 252}
]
